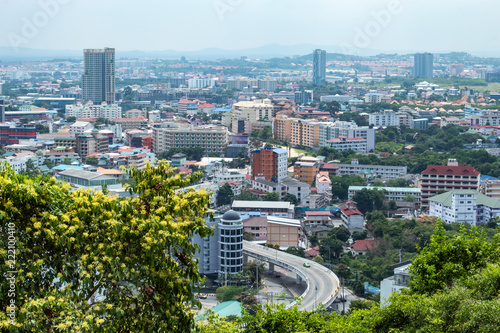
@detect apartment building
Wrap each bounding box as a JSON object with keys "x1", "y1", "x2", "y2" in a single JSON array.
[
  {"x1": 152, "y1": 124, "x2": 228, "y2": 156},
  {"x1": 293, "y1": 157, "x2": 320, "y2": 186},
  {"x1": 348, "y1": 186, "x2": 421, "y2": 206},
  {"x1": 112, "y1": 116, "x2": 148, "y2": 131},
  {"x1": 333, "y1": 159, "x2": 407, "y2": 179},
  {"x1": 69, "y1": 121, "x2": 93, "y2": 134},
  {"x1": 420, "y1": 159, "x2": 480, "y2": 210},
  {"x1": 429, "y1": 190, "x2": 500, "y2": 225},
  {"x1": 480, "y1": 180, "x2": 500, "y2": 199},
  {"x1": 125, "y1": 108, "x2": 147, "y2": 119},
  {"x1": 0, "y1": 122, "x2": 37, "y2": 145},
  {"x1": 82, "y1": 48, "x2": 115, "y2": 104},
  {"x1": 325, "y1": 137, "x2": 367, "y2": 153},
  {"x1": 369, "y1": 110, "x2": 399, "y2": 127},
  {"x1": 273, "y1": 117, "x2": 375, "y2": 151},
  {"x1": 232, "y1": 200, "x2": 295, "y2": 218},
  {"x1": 291, "y1": 119, "x2": 320, "y2": 148},
  {"x1": 273, "y1": 114, "x2": 293, "y2": 143},
  {"x1": 231, "y1": 99, "x2": 274, "y2": 122},
  {"x1": 250, "y1": 147, "x2": 288, "y2": 182},
  {"x1": 65, "y1": 101, "x2": 122, "y2": 121},
  {"x1": 75, "y1": 129, "x2": 109, "y2": 159}
]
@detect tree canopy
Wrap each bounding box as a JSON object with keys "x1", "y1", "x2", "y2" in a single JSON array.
[{"x1": 0, "y1": 161, "x2": 212, "y2": 332}]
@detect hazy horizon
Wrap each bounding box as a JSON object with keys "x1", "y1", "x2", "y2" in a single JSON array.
[{"x1": 1, "y1": 0, "x2": 499, "y2": 57}]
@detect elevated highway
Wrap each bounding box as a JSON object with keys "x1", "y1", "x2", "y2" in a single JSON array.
[{"x1": 243, "y1": 241, "x2": 340, "y2": 311}]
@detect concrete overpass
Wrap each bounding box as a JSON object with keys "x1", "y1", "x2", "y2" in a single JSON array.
[{"x1": 243, "y1": 241, "x2": 340, "y2": 311}]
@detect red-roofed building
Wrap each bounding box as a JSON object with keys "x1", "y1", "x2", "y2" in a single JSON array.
[
  {"x1": 420, "y1": 159, "x2": 480, "y2": 209},
  {"x1": 351, "y1": 239, "x2": 378, "y2": 256},
  {"x1": 319, "y1": 162, "x2": 339, "y2": 176},
  {"x1": 304, "y1": 210, "x2": 333, "y2": 226},
  {"x1": 341, "y1": 207, "x2": 364, "y2": 230}
]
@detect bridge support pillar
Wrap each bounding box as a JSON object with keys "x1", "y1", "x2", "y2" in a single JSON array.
[
  {"x1": 296, "y1": 275, "x2": 302, "y2": 284},
  {"x1": 243, "y1": 253, "x2": 248, "y2": 264},
  {"x1": 269, "y1": 263, "x2": 275, "y2": 271}
]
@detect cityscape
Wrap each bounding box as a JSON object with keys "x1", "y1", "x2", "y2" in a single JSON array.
[{"x1": 2, "y1": 1, "x2": 500, "y2": 332}]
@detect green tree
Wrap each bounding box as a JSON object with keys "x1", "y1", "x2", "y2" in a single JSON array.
[
  {"x1": 215, "y1": 286, "x2": 245, "y2": 302},
  {"x1": 284, "y1": 246, "x2": 306, "y2": 258},
  {"x1": 312, "y1": 255, "x2": 324, "y2": 264},
  {"x1": 330, "y1": 226, "x2": 351, "y2": 243},
  {"x1": 85, "y1": 156, "x2": 98, "y2": 165},
  {"x1": 282, "y1": 193, "x2": 298, "y2": 205},
  {"x1": 42, "y1": 159, "x2": 54, "y2": 169},
  {"x1": 217, "y1": 183, "x2": 234, "y2": 206},
  {"x1": 331, "y1": 175, "x2": 366, "y2": 200},
  {"x1": 263, "y1": 192, "x2": 280, "y2": 201},
  {"x1": 243, "y1": 231, "x2": 255, "y2": 241},
  {"x1": 35, "y1": 124, "x2": 49, "y2": 134},
  {"x1": 66, "y1": 116, "x2": 76, "y2": 122},
  {"x1": 61, "y1": 157, "x2": 73, "y2": 165},
  {"x1": 352, "y1": 188, "x2": 386, "y2": 214},
  {"x1": 23, "y1": 159, "x2": 39, "y2": 177},
  {"x1": 409, "y1": 221, "x2": 500, "y2": 294},
  {"x1": 0, "y1": 162, "x2": 212, "y2": 332}
]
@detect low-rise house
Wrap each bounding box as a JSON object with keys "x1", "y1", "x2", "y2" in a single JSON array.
[
  {"x1": 350, "y1": 239, "x2": 378, "y2": 256},
  {"x1": 303, "y1": 210, "x2": 333, "y2": 226}
]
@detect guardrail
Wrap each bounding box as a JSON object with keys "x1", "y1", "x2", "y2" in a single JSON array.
[{"x1": 242, "y1": 241, "x2": 340, "y2": 310}]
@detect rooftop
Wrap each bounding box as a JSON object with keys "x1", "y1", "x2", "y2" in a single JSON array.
[{"x1": 422, "y1": 165, "x2": 480, "y2": 176}]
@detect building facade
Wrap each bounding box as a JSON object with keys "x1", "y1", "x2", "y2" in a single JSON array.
[
  {"x1": 250, "y1": 147, "x2": 288, "y2": 182},
  {"x1": 82, "y1": 48, "x2": 116, "y2": 104},
  {"x1": 414, "y1": 53, "x2": 434, "y2": 79},
  {"x1": 313, "y1": 49, "x2": 326, "y2": 84},
  {"x1": 420, "y1": 159, "x2": 480, "y2": 209}
]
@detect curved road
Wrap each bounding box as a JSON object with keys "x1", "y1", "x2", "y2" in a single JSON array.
[{"x1": 243, "y1": 241, "x2": 340, "y2": 311}]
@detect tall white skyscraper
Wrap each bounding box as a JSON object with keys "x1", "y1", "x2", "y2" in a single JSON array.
[{"x1": 82, "y1": 48, "x2": 116, "y2": 104}]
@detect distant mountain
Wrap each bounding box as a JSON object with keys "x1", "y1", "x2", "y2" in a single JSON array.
[
  {"x1": 0, "y1": 44, "x2": 384, "y2": 62},
  {"x1": 0, "y1": 45, "x2": 496, "y2": 62}
]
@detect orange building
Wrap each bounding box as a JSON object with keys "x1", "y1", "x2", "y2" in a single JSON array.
[
  {"x1": 251, "y1": 147, "x2": 289, "y2": 182},
  {"x1": 293, "y1": 156, "x2": 320, "y2": 185}
]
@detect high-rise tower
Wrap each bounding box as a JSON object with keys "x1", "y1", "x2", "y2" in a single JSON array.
[
  {"x1": 82, "y1": 48, "x2": 115, "y2": 104},
  {"x1": 414, "y1": 53, "x2": 434, "y2": 79},
  {"x1": 313, "y1": 49, "x2": 326, "y2": 84}
]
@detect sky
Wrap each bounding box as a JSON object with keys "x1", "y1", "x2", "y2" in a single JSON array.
[{"x1": 1, "y1": 0, "x2": 499, "y2": 57}]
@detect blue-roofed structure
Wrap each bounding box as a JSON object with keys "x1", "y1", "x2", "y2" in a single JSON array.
[
  {"x1": 481, "y1": 175, "x2": 499, "y2": 183},
  {"x1": 213, "y1": 108, "x2": 231, "y2": 113}
]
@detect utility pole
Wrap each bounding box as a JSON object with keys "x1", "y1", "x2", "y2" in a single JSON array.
[
  {"x1": 399, "y1": 249, "x2": 402, "y2": 263},
  {"x1": 256, "y1": 261, "x2": 259, "y2": 291}
]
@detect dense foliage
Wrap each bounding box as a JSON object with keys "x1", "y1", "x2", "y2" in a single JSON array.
[{"x1": 0, "y1": 162, "x2": 212, "y2": 332}]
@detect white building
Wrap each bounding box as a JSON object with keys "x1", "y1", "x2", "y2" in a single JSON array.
[
  {"x1": 69, "y1": 121, "x2": 93, "y2": 134},
  {"x1": 340, "y1": 207, "x2": 364, "y2": 230},
  {"x1": 380, "y1": 263, "x2": 411, "y2": 307},
  {"x1": 364, "y1": 91, "x2": 383, "y2": 104},
  {"x1": 318, "y1": 121, "x2": 376, "y2": 152},
  {"x1": 326, "y1": 137, "x2": 368, "y2": 153},
  {"x1": 429, "y1": 190, "x2": 500, "y2": 226},
  {"x1": 232, "y1": 200, "x2": 295, "y2": 218},
  {"x1": 2, "y1": 154, "x2": 37, "y2": 174},
  {"x1": 369, "y1": 110, "x2": 399, "y2": 127},
  {"x1": 188, "y1": 78, "x2": 217, "y2": 89},
  {"x1": 65, "y1": 101, "x2": 122, "y2": 121},
  {"x1": 333, "y1": 159, "x2": 407, "y2": 179},
  {"x1": 348, "y1": 186, "x2": 421, "y2": 206}
]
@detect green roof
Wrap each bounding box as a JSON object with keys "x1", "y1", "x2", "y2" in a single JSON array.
[
  {"x1": 196, "y1": 301, "x2": 242, "y2": 321},
  {"x1": 429, "y1": 190, "x2": 500, "y2": 208}
]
